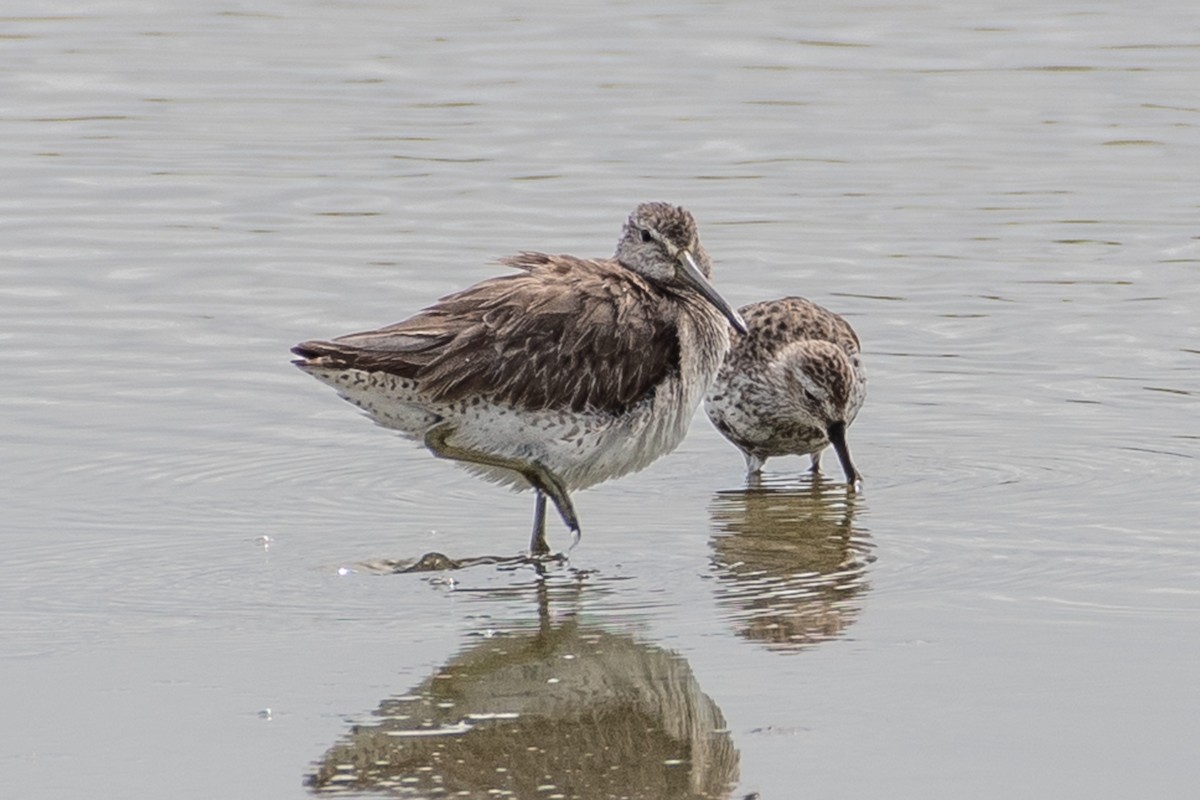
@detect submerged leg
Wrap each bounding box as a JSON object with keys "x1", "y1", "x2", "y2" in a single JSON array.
[
  {"x1": 743, "y1": 452, "x2": 766, "y2": 479},
  {"x1": 424, "y1": 423, "x2": 580, "y2": 547},
  {"x1": 530, "y1": 490, "x2": 549, "y2": 556}
]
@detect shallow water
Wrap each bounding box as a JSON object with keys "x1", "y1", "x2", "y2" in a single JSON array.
[{"x1": 3, "y1": 2, "x2": 1199, "y2": 798}]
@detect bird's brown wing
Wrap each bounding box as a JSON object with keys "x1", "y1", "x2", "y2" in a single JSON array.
[
  {"x1": 739, "y1": 296, "x2": 861, "y2": 356},
  {"x1": 292, "y1": 253, "x2": 681, "y2": 415}
]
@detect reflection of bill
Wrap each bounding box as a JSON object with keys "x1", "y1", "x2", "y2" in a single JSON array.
[
  {"x1": 307, "y1": 605, "x2": 739, "y2": 798},
  {"x1": 708, "y1": 477, "x2": 874, "y2": 652}
]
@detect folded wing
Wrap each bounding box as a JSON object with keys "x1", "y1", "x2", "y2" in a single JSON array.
[{"x1": 292, "y1": 253, "x2": 681, "y2": 415}]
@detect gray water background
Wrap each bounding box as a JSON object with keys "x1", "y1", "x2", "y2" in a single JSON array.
[{"x1": 2, "y1": 2, "x2": 1198, "y2": 798}]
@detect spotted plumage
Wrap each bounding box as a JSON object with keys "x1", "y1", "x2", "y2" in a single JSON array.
[
  {"x1": 292, "y1": 202, "x2": 746, "y2": 555},
  {"x1": 704, "y1": 297, "x2": 865, "y2": 485}
]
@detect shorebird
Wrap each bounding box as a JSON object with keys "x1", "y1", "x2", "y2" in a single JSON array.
[
  {"x1": 292, "y1": 202, "x2": 746, "y2": 556},
  {"x1": 704, "y1": 297, "x2": 865, "y2": 487}
]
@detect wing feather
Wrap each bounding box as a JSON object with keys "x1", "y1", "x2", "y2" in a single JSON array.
[
  {"x1": 738, "y1": 296, "x2": 861, "y2": 358},
  {"x1": 292, "y1": 254, "x2": 680, "y2": 415}
]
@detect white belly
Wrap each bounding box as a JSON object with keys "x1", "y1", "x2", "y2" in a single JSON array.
[{"x1": 300, "y1": 365, "x2": 702, "y2": 492}]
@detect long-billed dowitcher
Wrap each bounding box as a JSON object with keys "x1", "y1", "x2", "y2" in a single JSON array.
[
  {"x1": 704, "y1": 297, "x2": 865, "y2": 486},
  {"x1": 292, "y1": 202, "x2": 747, "y2": 556}
]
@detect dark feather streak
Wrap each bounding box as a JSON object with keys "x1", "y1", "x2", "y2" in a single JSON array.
[{"x1": 291, "y1": 253, "x2": 682, "y2": 415}]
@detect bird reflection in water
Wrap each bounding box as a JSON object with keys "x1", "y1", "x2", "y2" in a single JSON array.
[
  {"x1": 708, "y1": 475, "x2": 874, "y2": 652},
  {"x1": 306, "y1": 580, "x2": 739, "y2": 798}
]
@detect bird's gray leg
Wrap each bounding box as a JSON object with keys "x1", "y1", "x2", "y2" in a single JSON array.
[
  {"x1": 423, "y1": 423, "x2": 580, "y2": 549},
  {"x1": 809, "y1": 451, "x2": 822, "y2": 474},
  {"x1": 530, "y1": 490, "x2": 549, "y2": 557},
  {"x1": 744, "y1": 452, "x2": 766, "y2": 479}
]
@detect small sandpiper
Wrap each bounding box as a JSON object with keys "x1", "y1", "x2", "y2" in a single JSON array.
[
  {"x1": 704, "y1": 297, "x2": 865, "y2": 487},
  {"x1": 292, "y1": 202, "x2": 747, "y2": 556}
]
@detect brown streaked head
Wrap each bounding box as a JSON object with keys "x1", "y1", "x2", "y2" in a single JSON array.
[
  {"x1": 615, "y1": 202, "x2": 746, "y2": 334},
  {"x1": 782, "y1": 342, "x2": 861, "y2": 484}
]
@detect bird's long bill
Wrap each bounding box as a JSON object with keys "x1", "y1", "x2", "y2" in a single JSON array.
[
  {"x1": 827, "y1": 420, "x2": 862, "y2": 489},
  {"x1": 678, "y1": 251, "x2": 748, "y2": 334}
]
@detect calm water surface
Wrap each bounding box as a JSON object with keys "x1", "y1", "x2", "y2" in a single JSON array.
[{"x1": 3, "y1": 2, "x2": 1198, "y2": 798}]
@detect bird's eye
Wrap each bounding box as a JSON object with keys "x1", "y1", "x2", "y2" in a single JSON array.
[{"x1": 639, "y1": 229, "x2": 654, "y2": 243}]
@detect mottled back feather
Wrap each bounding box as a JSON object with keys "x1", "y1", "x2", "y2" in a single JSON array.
[
  {"x1": 292, "y1": 253, "x2": 681, "y2": 415},
  {"x1": 733, "y1": 296, "x2": 860, "y2": 362}
]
